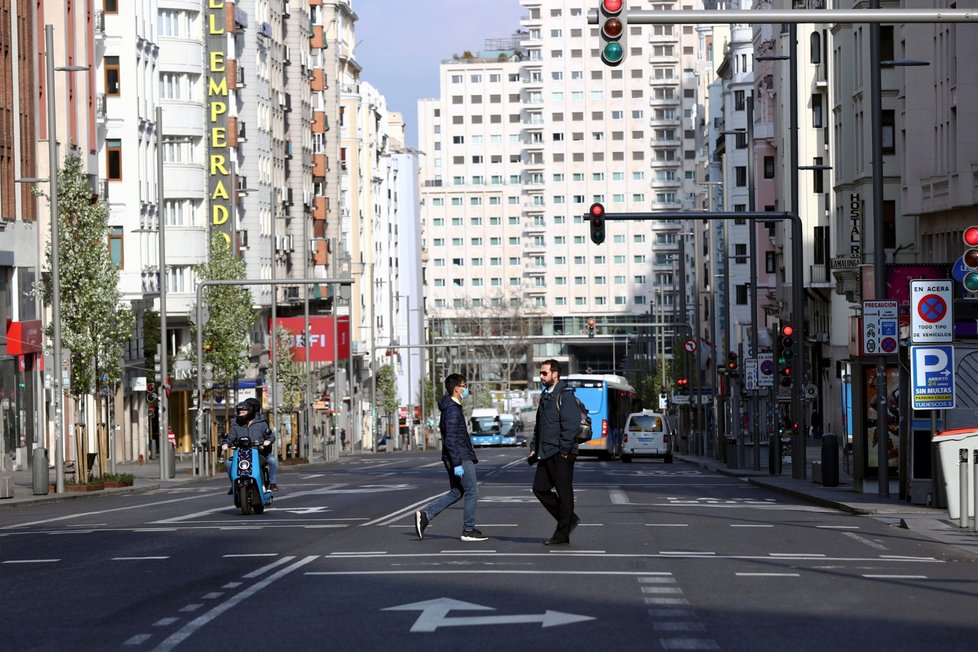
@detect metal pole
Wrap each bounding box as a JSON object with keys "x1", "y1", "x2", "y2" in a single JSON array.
[
  {"x1": 270, "y1": 192, "x2": 277, "y2": 452},
  {"x1": 788, "y1": 23, "x2": 807, "y2": 480},
  {"x1": 677, "y1": 232, "x2": 688, "y2": 452},
  {"x1": 370, "y1": 262, "x2": 376, "y2": 452},
  {"x1": 747, "y1": 96, "x2": 760, "y2": 471},
  {"x1": 302, "y1": 204, "x2": 311, "y2": 461},
  {"x1": 332, "y1": 240, "x2": 340, "y2": 456},
  {"x1": 406, "y1": 298, "x2": 413, "y2": 450},
  {"x1": 45, "y1": 26, "x2": 65, "y2": 494},
  {"x1": 156, "y1": 106, "x2": 169, "y2": 481},
  {"x1": 870, "y1": 2, "x2": 889, "y2": 497}
]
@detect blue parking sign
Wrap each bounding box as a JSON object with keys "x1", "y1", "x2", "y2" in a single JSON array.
[{"x1": 910, "y1": 345, "x2": 955, "y2": 410}]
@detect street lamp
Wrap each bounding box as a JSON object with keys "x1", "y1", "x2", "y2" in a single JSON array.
[{"x1": 19, "y1": 26, "x2": 90, "y2": 493}]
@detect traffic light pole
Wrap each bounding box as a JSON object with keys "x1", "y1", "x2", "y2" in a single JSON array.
[{"x1": 588, "y1": 210, "x2": 805, "y2": 476}]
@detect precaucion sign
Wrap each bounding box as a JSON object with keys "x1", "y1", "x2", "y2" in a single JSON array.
[
  {"x1": 862, "y1": 300, "x2": 898, "y2": 356},
  {"x1": 910, "y1": 345, "x2": 955, "y2": 410}
]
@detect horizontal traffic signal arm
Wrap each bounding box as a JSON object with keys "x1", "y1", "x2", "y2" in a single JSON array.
[{"x1": 586, "y1": 8, "x2": 978, "y2": 26}]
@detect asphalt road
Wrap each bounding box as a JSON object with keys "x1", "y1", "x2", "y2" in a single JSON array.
[{"x1": 2, "y1": 448, "x2": 977, "y2": 651}]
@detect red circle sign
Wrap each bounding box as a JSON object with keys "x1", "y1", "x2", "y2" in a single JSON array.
[
  {"x1": 917, "y1": 294, "x2": 947, "y2": 324},
  {"x1": 684, "y1": 338, "x2": 697, "y2": 353}
]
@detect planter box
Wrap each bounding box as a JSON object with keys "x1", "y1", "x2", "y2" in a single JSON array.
[
  {"x1": 103, "y1": 481, "x2": 132, "y2": 488},
  {"x1": 65, "y1": 482, "x2": 105, "y2": 492}
]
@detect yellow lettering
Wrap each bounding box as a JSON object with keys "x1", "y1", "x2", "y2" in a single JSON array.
[
  {"x1": 209, "y1": 0, "x2": 224, "y2": 8},
  {"x1": 208, "y1": 14, "x2": 225, "y2": 35},
  {"x1": 211, "y1": 180, "x2": 229, "y2": 200},
  {"x1": 212, "y1": 204, "x2": 229, "y2": 226},
  {"x1": 209, "y1": 51, "x2": 225, "y2": 73},
  {"x1": 207, "y1": 76, "x2": 228, "y2": 97},
  {"x1": 210, "y1": 101, "x2": 227, "y2": 122},
  {"x1": 212, "y1": 127, "x2": 226, "y2": 148},
  {"x1": 210, "y1": 154, "x2": 228, "y2": 176}
]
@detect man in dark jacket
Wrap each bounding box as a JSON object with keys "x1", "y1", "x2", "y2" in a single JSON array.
[
  {"x1": 527, "y1": 359, "x2": 581, "y2": 545},
  {"x1": 415, "y1": 374, "x2": 488, "y2": 542},
  {"x1": 222, "y1": 398, "x2": 278, "y2": 491}
]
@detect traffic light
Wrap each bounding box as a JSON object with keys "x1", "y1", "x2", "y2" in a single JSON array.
[
  {"x1": 727, "y1": 352, "x2": 738, "y2": 372},
  {"x1": 963, "y1": 226, "x2": 978, "y2": 292},
  {"x1": 587, "y1": 317, "x2": 596, "y2": 337},
  {"x1": 777, "y1": 324, "x2": 794, "y2": 387},
  {"x1": 588, "y1": 202, "x2": 606, "y2": 244},
  {"x1": 676, "y1": 377, "x2": 688, "y2": 388},
  {"x1": 598, "y1": 0, "x2": 627, "y2": 67}
]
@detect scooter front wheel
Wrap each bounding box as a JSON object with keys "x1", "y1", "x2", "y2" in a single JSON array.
[{"x1": 238, "y1": 485, "x2": 253, "y2": 515}]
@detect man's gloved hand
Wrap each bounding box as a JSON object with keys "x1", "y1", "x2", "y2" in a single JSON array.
[
  {"x1": 262, "y1": 440, "x2": 272, "y2": 447},
  {"x1": 453, "y1": 465, "x2": 464, "y2": 477},
  {"x1": 221, "y1": 444, "x2": 229, "y2": 451}
]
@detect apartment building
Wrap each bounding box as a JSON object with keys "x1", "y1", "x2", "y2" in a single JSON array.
[{"x1": 418, "y1": 0, "x2": 707, "y2": 387}]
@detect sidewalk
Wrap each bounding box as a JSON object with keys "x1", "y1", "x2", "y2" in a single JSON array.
[{"x1": 679, "y1": 442, "x2": 978, "y2": 557}]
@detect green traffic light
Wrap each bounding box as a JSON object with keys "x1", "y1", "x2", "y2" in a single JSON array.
[
  {"x1": 602, "y1": 42, "x2": 623, "y2": 65},
  {"x1": 964, "y1": 271, "x2": 978, "y2": 292}
]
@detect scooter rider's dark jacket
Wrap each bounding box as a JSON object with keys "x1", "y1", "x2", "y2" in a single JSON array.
[{"x1": 223, "y1": 414, "x2": 275, "y2": 455}]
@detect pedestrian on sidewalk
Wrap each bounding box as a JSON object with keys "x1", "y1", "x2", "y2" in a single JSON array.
[
  {"x1": 415, "y1": 373, "x2": 487, "y2": 542},
  {"x1": 527, "y1": 359, "x2": 581, "y2": 546},
  {"x1": 810, "y1": 408, "x2": 823, "y2": 441}
]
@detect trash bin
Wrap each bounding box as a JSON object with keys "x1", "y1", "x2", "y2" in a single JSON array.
[
  {"x1": 821, "y1": 433, "x2": 839, "y2": 487},
  {"x1": 932, "y1": 428, "x2": 978, "y2": 520},
  {"x1": 725, "y1": 437, "x2": 738, "y2": 469},
  {"x1": 768, "y1": 433, "x2": 781, "y2": 475},
  {"x1": 32, "y1": 447, "x2": 49, "y2": 495}
]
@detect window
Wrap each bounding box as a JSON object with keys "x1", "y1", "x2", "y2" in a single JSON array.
[
  {"x1": 734, "y1": 90, "x2": 745, "y2": 110},
  {"x1": 736, "y1": 285, "x2": 748, "y2": 305},
  {"x1": 810, "y1": 31, "x2": 821, "y2": 64},
  {"x1": 106, "y1": 139, "x2": 123, "y2": 180},
  {"x1": 104, "y1": 56, "x2": 121, "y2": 95},
  {"x1": 812, "y1": 93, "x2": 824, "y2": 128},
  {"x1": 108, "y1": 226, "x2": 123, "y2": 267},
  {"x1": 765, "y1": 251, "x2": 776, "y2": 274},
  {"x1": 104, "y1": 0, "x2": 118, "y2": 13},
  {"x1": 735, "y1": 167, "x2": 747, "y2": 187},
  {"x1": 881, "y1": 110, "x2": 895, "y2": 154},
  {"x1": 764, "y1": 156, "x2": 775, "y2": 179}
]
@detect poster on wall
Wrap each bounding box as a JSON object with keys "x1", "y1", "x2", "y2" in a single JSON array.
[{"x1": 864, "y1": 365, "x2": 900, "y2": 473}]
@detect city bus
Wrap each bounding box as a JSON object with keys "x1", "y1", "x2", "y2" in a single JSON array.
[{"x1": 562, "y1": 374, "x2": 639, "y2": 459}]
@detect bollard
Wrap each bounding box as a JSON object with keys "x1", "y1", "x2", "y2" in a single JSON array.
[
  {"x1": 32, "y1": 447, "x2": 49, "y2": 495},
  {"x1": 821, "y1": 434, "x2": 839, "y2": 487},
  {"x1": 768, "y1": 434, "x2": 781, "y2": 475},
  {"x1": 166, "y1": 442, "x2": 176, "y2": 479},
  {"x1": 973, "y1": 451, "x2": 978, "y2": 533},
  {"x1": 960, "y1": 448, "x2": 969, "y2": 529}
]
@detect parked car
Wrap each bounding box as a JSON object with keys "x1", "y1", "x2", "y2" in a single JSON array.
[{"x1": 621, "y1": 410, "x2": 673, "y2": 463}]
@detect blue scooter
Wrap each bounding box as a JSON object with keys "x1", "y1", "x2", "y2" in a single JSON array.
[{"x1": 230, "y1": 436, "x2": 273, "y2": 515}]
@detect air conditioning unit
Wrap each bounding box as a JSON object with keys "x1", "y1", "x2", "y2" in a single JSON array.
[
  {"x1": 302, "y1": 190, "x2": 312, "y2": 206},
  {"x1": 286, "y1": 235, "x2": 295, "y2": 252},
  {"x1": 283, "y1": 46, "x2": 291, "y2": 63},
  {"x1": 278, "y1": 92, "x2": 286, "y2": 107}
]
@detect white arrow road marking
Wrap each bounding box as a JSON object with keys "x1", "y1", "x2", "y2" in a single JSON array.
[{"x1": 382, "y1": 597, "x2": 594, "y2": 632}]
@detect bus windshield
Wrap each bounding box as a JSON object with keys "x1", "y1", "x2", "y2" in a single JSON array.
[{"x1": 470, "y1": 417, "x2": 500, "y2": 434}]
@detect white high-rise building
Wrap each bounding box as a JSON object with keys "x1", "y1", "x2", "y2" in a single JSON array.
[{"x1": 418, "y1": 0, "x2": 706, "y2": 388}]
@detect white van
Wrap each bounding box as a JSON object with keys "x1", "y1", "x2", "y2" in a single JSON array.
[{"x1": 621, "y1": 410, "x2": 673, "y2": 463}]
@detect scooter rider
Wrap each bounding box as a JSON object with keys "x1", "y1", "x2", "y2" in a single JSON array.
[{"x1": 222, "y1": 398, "x2": 278, "y2": 492}]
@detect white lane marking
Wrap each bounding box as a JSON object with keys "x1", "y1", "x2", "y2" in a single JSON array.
[
  {"x1": 661, "y1": 551, "x2": 717, "y2": 556},
  {"x1": 242, "y1": 556, "x2": 298, "y2": 579},
  {"x1": 770, "y1": 553, "x2": 825, "y2": 558},
  {"x1": 660, "y1": 638, "x2": 720, "y2": 650},
  {"x1": 1, "y1": 494, "x2": 216, "y2": 529},
  {"x1": 151, "y1": 556, "x2": 317, "y2": 652},
  {"x1": 647, "y1": 523, "x2": 689, "y2": 527},
  {"x1": 816, "y1": 525, "x2": 861, "y2": 529},
  {"x1": 112, "y1": 556, "x2": 169, "y2": 561},
  {"x1": 362, "y1": 492, "x2": 445, "y2": 527},
  {"x1": 201, "y1": 593, "x2": 222, "y2": 600},
  {"x1": 179, "y1": 604, "x2": 202, "y2": 613},
  {"x1": 548, "y1": 550, "x2": 607, "y2": 554},
  {"x1": 330, "y1": 551, "x2": 387, "y2": 556},
  {"x1": 2, "y1": 559, "x2": 60, "y2": 564},
  {"x1": 649, "y1": 608, "x2": 697, "y2": 618},
  {"x1": 862, "y1": 574, "x2": 929, "y2": 579},
  {"x1": 841, "y1": 531, "x2": 889, "y2": 551},
  {"x1": 223, "y1": 553, "x2": 278, "y2": 558},
  {"x1": 641, "y1": 587, "x2": 684, "y2": 594},
  {"x1": 736, "y1": 573, "x2": 801, "y2": 577},
  {"x1": 308, "y1": 569, "x2": 692, "y2": 576},
  {"x1": 222, "y1": 582, "x2": 242, "y2": 589},
  {"x1": 154, "y1": 618, "x2": 179, "y2": 627},
  {"x1": 656, "y1": 622, "x2": 707, "y2": 632},
  {"x1": 730, "y1": 524, "x2": 774, "y2": 528},
  {"x1": 440, "y1": 549, "x2": 496, "y2": 554},
  {"x1": 123, "y1": 634, "x2": 152, "y2": 646},
  {"x1": 420, "y1": 461, "x2": 444, "y2": 468},
  {"x1": 638, "y1": 577, "x2": 677, "y2": 583},
  {"x1": 317, "y1": 551, "x2": 941, "y2": 563},
  {"x1": 609, "y1": 488, "x2": 630, "y2": 504},
  {"x1": 645, "y1": 598, "x2": 689, "y2": 605}
]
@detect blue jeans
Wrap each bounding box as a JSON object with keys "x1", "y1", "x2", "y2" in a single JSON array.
[{"x1": 424, "y1": 459, "x2": 479, "y2": 531}]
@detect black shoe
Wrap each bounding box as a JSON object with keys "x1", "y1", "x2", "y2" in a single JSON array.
[
  {"x1": 270, "y1": 483, "x2": 279, "y2": 491},
  {"x1": 461, "y1": 528, "x2": 488, "y2": 542},
  {"x1": 415, "y1": 511, "x2": 429, "y2": 540},
  {"x1": 544, "y1": 537, "x2": 570, "y2": 546},
  {"x1": 569, "y1": 515, "x2": 581, "y2": 535},
  {"x1": 227, "y1": 488, "x2": 233, "y2": 495}
]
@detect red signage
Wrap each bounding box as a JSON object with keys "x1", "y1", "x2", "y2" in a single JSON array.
[
  {"x1": 271, "y1": 316, "x2": 350, "y2": 362},
  {"x1": 5, "y1": 319, "x2": 43, "y2": 355}
]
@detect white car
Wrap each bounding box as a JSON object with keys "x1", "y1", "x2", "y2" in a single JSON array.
[{"x1": 621, "y1": 411, "x2": 673, "y2": 463}]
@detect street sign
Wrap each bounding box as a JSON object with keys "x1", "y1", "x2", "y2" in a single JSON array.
[
  {"x1": 910, "y1": 345, "x2": 955, "y2": 410},
  {"x1": 862, "y1": 300, "x2": 898, "y2": 356},
  {"x1": 757, "y1": 352, "x2": 774, "y2": 388},
  {"x1": 910, "y1": 280, "x2": 953, "y2": 343},
  {"x1": 744, "y1": 357, "x2": 757, "y2": 390},
  {"x1": 804, "y1": 383, "x2": 818, "y2": 399},
  {"x1": 683, "y1": 337, "x2": 697, "y2": 353}
]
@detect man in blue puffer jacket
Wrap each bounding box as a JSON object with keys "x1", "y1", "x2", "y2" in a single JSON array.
[
  {"x1": 222, "y1": 398, "x2": 278, "y2": 492},
  {"x1": 414, "y1": 373, "x2": 488, "y2": 542}
]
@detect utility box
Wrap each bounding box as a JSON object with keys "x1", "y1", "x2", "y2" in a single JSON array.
[{"x1": 932, "y1": 428, "x2": 978, "y2": 520}]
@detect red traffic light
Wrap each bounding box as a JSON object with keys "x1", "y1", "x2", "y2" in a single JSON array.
[
  {"x1": 964, "y1": 226, "x2": 978, "y2": 247},
  {"x1": 677, "y1": 378, "x2": 688, "y2": 386},
  {"x1": 589, "y1": 203, "x2": 605, "y2": 219},
  {"x1": 602, "y1": 0, "x2": 623, "y2": 13},
  {"x1": 781, "y1": 324, "x2": 794, "y2": 337}
]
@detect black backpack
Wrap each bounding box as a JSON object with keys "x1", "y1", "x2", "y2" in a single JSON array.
[{"x1": 556, "y1": 389, "x2": 593, "y2": 444}]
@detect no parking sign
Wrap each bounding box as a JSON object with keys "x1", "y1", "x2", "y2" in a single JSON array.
[{"x1": 911, "y1": 280, "x2": 953, "y2": 344}]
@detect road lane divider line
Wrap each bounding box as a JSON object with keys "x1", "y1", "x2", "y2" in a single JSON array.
[
  {"x1": 242, "y1": 555, "x2": 298, "y2": 579},
  {"x1": 150, "y1": 555, "x2": 317, "y2": 652},
  {"x1": 362, "y1": 493, "x2": 444, "y2": 527}
]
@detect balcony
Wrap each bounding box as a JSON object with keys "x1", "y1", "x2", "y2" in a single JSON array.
[
  {"x1": 311, "y1": 238, "x2": 329, "y2": 266},
  {"x1": 95, "y1": 10, "x2": 105, "y2": 37},
  {"x1": 310, "y1": 24, "x2": 325, "y2": 49},
  {"x1": 310, "y1": 68, "x2": 326, "y2": 92},
  {"x1": 312, "y1": 154, "x2": 327, "y2": 177},
  {"x1": 312, "y1": 110, "x2": 327, "y2": 134},
  {"x1": 313, "y1": 196, "x2": 327, "y2": 221}
]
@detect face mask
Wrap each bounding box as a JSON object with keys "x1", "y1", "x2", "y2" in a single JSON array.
[{"x1": 460, "y1": 387, "x2": 470, "y2": 399}]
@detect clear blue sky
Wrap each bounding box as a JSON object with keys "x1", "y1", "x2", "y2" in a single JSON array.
[{"x1": 353, "y1": 0, "x2": 525, "y2": 148}]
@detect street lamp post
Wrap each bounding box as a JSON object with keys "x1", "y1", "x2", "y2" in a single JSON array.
[{"x1": 156, "y1": 106, "x2": 170, "y2": 481}]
